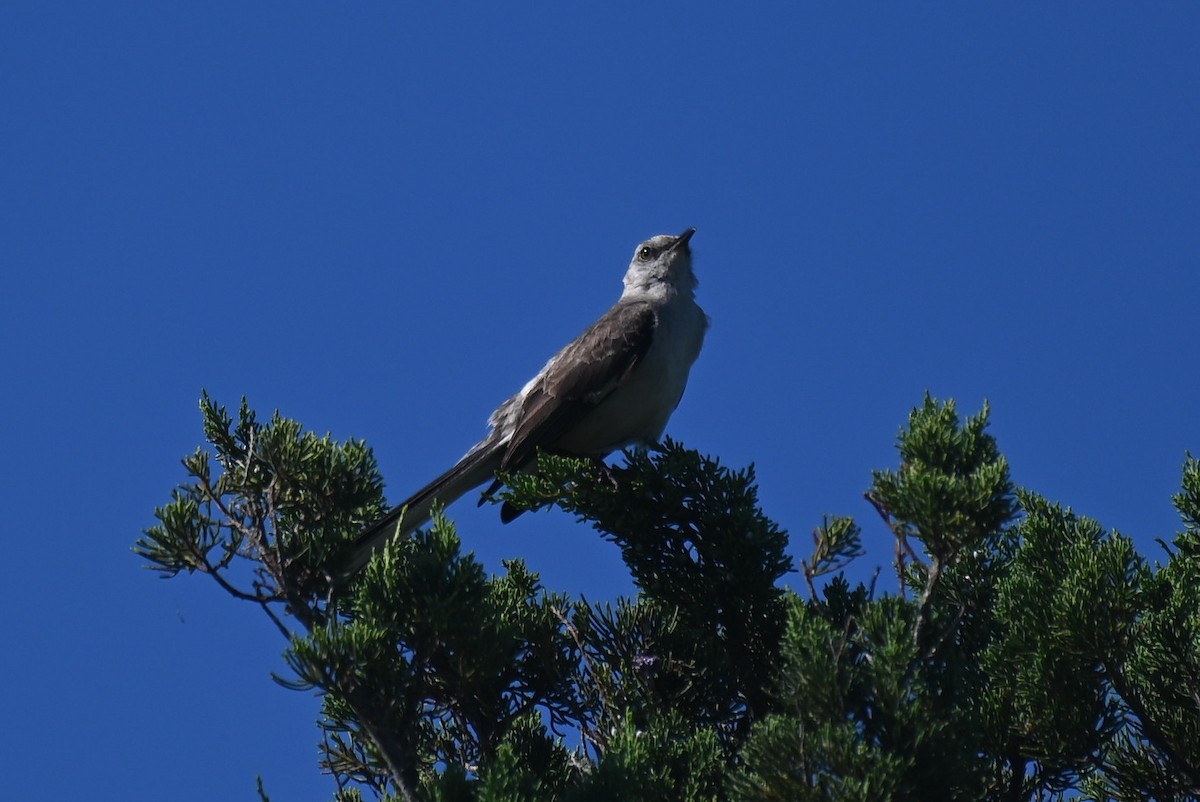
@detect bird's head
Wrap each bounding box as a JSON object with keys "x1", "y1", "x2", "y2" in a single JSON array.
[{"x1": 622, "y1": 228, "x2": 697, "y2": 297}]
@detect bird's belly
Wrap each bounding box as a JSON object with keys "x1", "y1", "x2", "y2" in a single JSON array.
[
  {"x1": 556, "y1": 368, "x2": 681, "y2": 454},
  {"x1": 556, "y1": 303, "x2": 704, "y2": 455}
]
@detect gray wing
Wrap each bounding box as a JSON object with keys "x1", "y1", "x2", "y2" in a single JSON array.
[
  {"x1": 350, "y1": 301, "x2": 658, "y2": 572},
  {"x1": 499, "y1": 300, "x2": 657, "y2": 474}
]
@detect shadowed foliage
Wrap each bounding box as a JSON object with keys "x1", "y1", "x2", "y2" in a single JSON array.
[{"x1": 138, "y1": 394, "x2": 1200, "y2": 801}]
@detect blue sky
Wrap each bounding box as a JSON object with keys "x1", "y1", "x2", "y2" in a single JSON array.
[{"x1": 3, "y1": 3, "x2": 1198, "y2": 799}]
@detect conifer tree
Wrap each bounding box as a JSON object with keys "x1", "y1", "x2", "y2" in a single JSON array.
[{"x1": 137, "y1": 393, "x2": 1200, "y2": 801}]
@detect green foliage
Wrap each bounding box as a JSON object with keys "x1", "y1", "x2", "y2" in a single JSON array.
[
  {"x1": 140, "y1": 394, "x2": 1200, "y2": 801},
  {"x1": 568, "y1": 714, "x2": 724, "y2": 802},
  {"x1": 504, "y1": 442, "x2": 792, "y2": 736},
  {"x1": 980, "y1": 495, "x2": 1140, "y2": 783},
  {"x1": 135, "y1": 392, "x2": 385, "y2": 622},
  {"x1": 1092, "y1": 454, "x2": 1200, "y2": 800},
  {"x1": 869, "y1": 395, "x2": 1016, "y2": 564},
  {"x1": 800, "y1": 516, "x2": 865, "y2": 596}
]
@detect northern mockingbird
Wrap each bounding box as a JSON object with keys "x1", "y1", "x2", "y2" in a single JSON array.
[{"x1": 347, "y1": 228, "x2": 707, "y2": 573}]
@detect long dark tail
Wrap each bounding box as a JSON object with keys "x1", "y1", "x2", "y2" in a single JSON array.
[{"x1": 345, "y1": 440, "x2": 504, "y2": 574}]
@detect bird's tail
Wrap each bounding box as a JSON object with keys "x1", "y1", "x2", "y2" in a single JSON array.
[{"x1": 344, "y1": 440, "x2": 505, "y2": 575}]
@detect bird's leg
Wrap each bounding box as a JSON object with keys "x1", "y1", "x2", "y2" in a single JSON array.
[{"x1": 589, "y1": 456, "x2": 622, "y2": 489}]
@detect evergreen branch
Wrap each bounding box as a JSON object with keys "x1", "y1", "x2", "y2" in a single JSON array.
[
  {"x1": 1106, "y1": 660, "x2": 1200, "y2": 794},
  {"x1": 800, "y1": 559, "x2": 820, "y2": 602},
  {"x1": 552, "y1": 603, "x2": 606, "y2": 759},
  {"x1": 867, "y1": 565, "x2": 882, "y2": 602},
  {"x1": 192, "y1": 458, "x2": 255, "y2": 543},
  {"x1": 912, "y1": 557, "x2": 943, "y2": 650},
  {"x1": 241, "y1": 424, "x2": 255, "y2": 485},
  {"x1": 865, "y1": 490, "x2": 925, "y2": 600},
  {"x1": 192, "y1": 465, "x2": 266, "y2": 570},
  {"x1": 828, "y1": 611, "x2": 857, "y2": 714},
  {"x1": 174, "y1": 467, "x2": 293, "y2": 633},
  {"x1": 143, "y1": 394, "x2": 1200, "y2": 799},
  {"x1": 801, "y1": 516, "x2": 865, "y2": 600},
  {"x1": 289, "y1": 596, "x2": 421, "y2": 801},
  {"x1": 354, "y1": 714, "x2": 419, "y2": 802},
  {"x1": 256, "y1": 598, "x2": 292, "y2": 640}
]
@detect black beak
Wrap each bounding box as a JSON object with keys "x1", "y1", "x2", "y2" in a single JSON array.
[{"x1": 672, "y1": 228, "x2": 697, "y2": 250}]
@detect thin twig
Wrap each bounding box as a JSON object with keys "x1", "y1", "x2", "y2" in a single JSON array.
[
  {"x1": 828, "y1": 613, "x2": 856, "y2": 712},
  {"x1": 912, "y1": 557, "x2": 943, "y2": 650},
  {"x1": 865, "y1": 491, "x2": 926, "y2": 600},
  {"x1": 257, "y1": 599, "x2": 292, "y2": 640},
  {"x1": 193, "y1": 461, "x2": 257, "y2": 544},
  {"x1": 551, "y1": 604, "x2": 604, "y2": 761},
  {"x1": 867, "y1": 566, "x2": 881, "y2": 602},
  {"x1": 800, "y1": 558, "x2": 820, "y2": 602},
  {"x1": 241, "y1": 425, "x2": 255, "y2": 485}
]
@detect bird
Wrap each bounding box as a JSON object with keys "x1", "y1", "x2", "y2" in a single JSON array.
[{"x1": 346, "y1": 228, "x2": 707, "y2": 574}]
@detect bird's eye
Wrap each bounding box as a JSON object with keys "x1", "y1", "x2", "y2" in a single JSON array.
[{"x1": 638, "y1": 246, "x2": 653, "y2": 260}]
